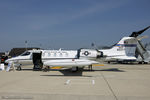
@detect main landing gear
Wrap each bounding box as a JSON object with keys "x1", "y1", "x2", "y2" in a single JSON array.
[
  {"x1": 88, "y1": 65, "x2": 93, "y2": 71},
  {"x1": 71, "y1": 67, "x2": 79, "y2": 72}
]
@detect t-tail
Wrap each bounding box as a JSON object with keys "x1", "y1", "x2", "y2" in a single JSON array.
[{"x1": 100, "y1": 37, "x2": 138, "y2": 61}]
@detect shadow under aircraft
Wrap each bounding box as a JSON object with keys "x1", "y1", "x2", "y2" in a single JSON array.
[{"x1": 40, "y1": 68, "x2": 125, "y2": 77}]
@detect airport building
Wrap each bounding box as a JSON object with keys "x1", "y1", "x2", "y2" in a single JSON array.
[{"x1": 0, "y1": 52, "x2": 5, "y2": 57}]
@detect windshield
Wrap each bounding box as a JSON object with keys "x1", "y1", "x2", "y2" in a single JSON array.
[{"x1": 20, "y1": 52, "x2": 31, "y2": 56}]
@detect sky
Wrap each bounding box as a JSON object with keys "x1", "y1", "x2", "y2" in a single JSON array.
[{"x1": 0, "y1": 0, "x2": 150, "y2": 52}]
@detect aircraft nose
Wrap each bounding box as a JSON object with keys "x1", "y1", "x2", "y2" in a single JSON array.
[
  {"x1": 5, "y1": 59, "x2": 9, "y2": 63},
  {"x1": 5, "y1": 58, "x2": 13, "y2": 63}
]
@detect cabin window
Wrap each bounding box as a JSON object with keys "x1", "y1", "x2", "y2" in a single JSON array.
[
  {"x1": 48, "y1": 53, "x2": 51, "y2": 57},
  {"x1": 54, "y1": 53, "x2": 57, "y2": 57},
  {"x1": 45, "y1": 53, "x2": 50, "y2": 57}
]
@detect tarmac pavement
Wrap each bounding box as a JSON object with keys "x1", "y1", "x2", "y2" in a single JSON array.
[{"x1": 0, "y1": 64, "x2": 150, "y2": 100}]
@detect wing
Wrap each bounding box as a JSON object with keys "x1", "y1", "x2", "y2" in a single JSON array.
[{"x1": 43, "y1": 59, "x2": 99, "y2": 68}]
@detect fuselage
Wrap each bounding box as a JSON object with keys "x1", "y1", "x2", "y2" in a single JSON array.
[
  {"x1": 5, "y1": 49, "x2": 101, "y2": 67},
  {"x1": 6, "y1": 50, "x2": 77, "y2": 65}
]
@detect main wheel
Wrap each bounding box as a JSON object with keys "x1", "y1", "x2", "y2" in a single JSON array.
[
  {"x1": 17, "y1": 66, "x2": 22, "y2": 71},
  {"x1": 71, "y1": 67, "x2": 79, "y2": 72}
]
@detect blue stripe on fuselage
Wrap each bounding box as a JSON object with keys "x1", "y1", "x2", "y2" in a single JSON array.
[{"x1": 115, "y1": 44, "x2": 137, "y2": 47}]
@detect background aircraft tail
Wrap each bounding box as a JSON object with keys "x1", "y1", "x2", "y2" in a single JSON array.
[
  {"x1": 109, "y1": 37, "x2": 138, "y2": 57},
  {"x1": 136, "y1": 40, "x2": 150, "y2": 63}
]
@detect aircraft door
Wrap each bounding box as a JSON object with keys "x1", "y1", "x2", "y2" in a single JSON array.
[{"x1": 32, "y1": 52, "x2": 43, "y2": 70}]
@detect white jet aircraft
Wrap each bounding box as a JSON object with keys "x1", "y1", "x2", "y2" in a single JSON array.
[
  {"x1": 5, "y1": 36, "x2": 138, "y2": 71},
  {"x1": 5, "y1": 49, "x2": 101, "y2": 71}
]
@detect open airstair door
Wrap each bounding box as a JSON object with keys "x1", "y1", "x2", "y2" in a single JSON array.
[{"x1": 32, "y1": 51, "x2": 43, "y2": 70}]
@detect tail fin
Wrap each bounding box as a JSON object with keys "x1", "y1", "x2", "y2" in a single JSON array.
[{"x1": 111, "y1": 37, "x2": 137, "y2": 56}]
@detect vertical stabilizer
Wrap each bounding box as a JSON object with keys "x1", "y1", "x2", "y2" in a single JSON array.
[{"x1": 110, "y1": 37, "x2": 137, "y2": 56}]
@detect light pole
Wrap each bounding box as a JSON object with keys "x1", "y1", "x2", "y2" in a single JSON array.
[{"x1": 25, "y1": 40, "x2": 27, "y2": 51}]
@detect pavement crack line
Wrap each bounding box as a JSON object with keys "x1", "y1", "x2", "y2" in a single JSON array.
[{"x1": 100, "y1": 72, "x2": 118, "y2": 100}]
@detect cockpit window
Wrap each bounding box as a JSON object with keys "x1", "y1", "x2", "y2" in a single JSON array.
[{"x1": 21, "y1": 52, "x2": 31, "y2": 56}]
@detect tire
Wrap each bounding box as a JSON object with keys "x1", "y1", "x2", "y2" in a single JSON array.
[{"x1": 17, "y1": 66, "x2": 22, "y2": 71}]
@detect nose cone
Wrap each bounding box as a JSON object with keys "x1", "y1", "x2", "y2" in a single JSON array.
[
  {"x1": 5, "y1": 59, "x2": 10, "y2": 64},
  {"x1": 5, "y1": 59, "x2": 8, "y2": 63},
  {"x1": 5, "y1": 57, "x2": 16, "y2": 63}
]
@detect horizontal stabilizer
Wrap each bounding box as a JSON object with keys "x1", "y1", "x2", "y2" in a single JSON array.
[{"x1": 137, "y1": 36, "x2": 148, "y2": 40}]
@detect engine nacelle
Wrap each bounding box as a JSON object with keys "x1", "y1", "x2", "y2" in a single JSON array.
[{"x1": 78, "y1": 49, "x2": 103, "y2": 59}]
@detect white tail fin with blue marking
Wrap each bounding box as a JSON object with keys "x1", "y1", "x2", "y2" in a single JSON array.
[{"x1": 100, "y1": 37, "x2": 138, "y2": 61}]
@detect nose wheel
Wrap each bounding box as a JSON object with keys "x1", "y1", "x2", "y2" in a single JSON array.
[{"x1": 16, "y1": 65, "x2": 22, "y2": 71}]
